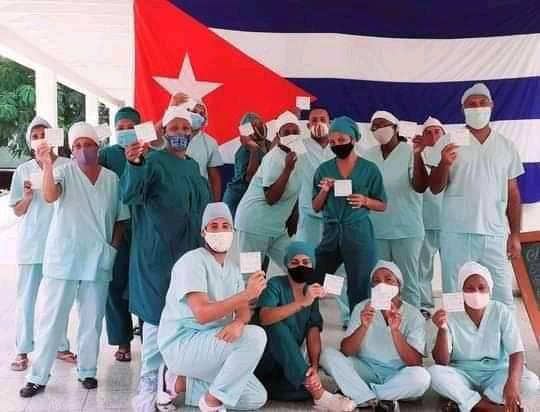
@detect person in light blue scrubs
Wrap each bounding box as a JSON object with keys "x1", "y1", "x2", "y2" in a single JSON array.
[
  {"x1": 19, "y1": 122, "x2": 130, "y2": 398},
  {"x1": 429, "y1": 262, "x2": 539, "y2": 412},
  {"x1": 8, "y1": 117, "x2": 74, "y2": 372},
  {"x1": 321, "y1": 261, "x2": 430, "y2": 412},
  {"x1": 157, "y1": 202, "x2": 268, "y2": 411},
  {"x1": 364, "y1": 110, "x2": 429, "y2": 308},
  {"x1": 428, "y1": 83, "x2": 524, "y2": 306}
]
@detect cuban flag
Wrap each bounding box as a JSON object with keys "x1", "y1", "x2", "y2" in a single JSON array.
[{"x1": 134, "y1": 0, "x2": 540, "y2": 209}]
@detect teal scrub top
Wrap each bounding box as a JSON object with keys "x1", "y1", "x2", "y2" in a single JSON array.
[
  {"x1": 235, "y1": 146, "x2": 302, "y2": 236},
  {"x1": 158, "y1": 247, "x2": 245, "y2": 350},
  {"x1": 426, "y1": 130, "x2": 524, "y2": 236},
  {"x1": 346, "y1": 299, "x2": 427, "y2": 371},
  {"x1": 258, "y1": 275, "x2": 323, "y2": 345},
  {"x1": 298, "y1": 138, "x2": 335, "y2": 219},
  {"x1": 224, "y1": 145, "x2": 267, "y2": 207},
  {"x1": 121, "y1": 150, "x2": 211, "y2": 325},
  {"x1": 445, "y1": 301, "x2": 524, "y2": 373},
  {"x1": 99, "y1": 144, "x2": 128, "y2": 178},
  {"x1": 364, "y1": 143, "x2": 424, "y2": 239},
  {"x1": 44, "y1": 162, "x2": 130, "y2": 282},
  {"x1": 186, "y1": 131, "x2": 224, "y2": 179},
  {"x1": 313, "y1": 157, "x2": 386, "y2": 226},
  {"x1": 8, "y1": 157, "x2": 71, "y2": 264}
]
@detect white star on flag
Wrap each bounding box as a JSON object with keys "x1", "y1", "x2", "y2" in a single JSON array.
[{"x1": 153, "y1": 54, "x2": 222, "y2": 101}]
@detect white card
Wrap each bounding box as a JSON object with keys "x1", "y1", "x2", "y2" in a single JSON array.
[
  {"x1": 296, "y1": 96, "x2": 311, "y2": 111},
  {"x1": 29, "y1": 172, "x2": 42, "y2": 190},
  {"x1": 266, "y1": 120, "x2": 276, "y2": 141},
  {"x1": 442, "y1": 292, "x2": 465, "y2": 312},
  {"x1": 135, "y1": 122, "x2": 158, "y2": 143},
  {"x1": 45, "y1": 128, "x2": 64, "y2": 147},
  {"x1": 30, "y1": 138, "x2": 46, "y2": 150},
  {"x1": 323, "y1": 274, "x2": 344, "y2": 295},
  {"x1": 288, "y1": 139, "x2": 307, "y2": 155},
  {"x1": 371, "y1": 284, "x2": 395, "y2": 310},
  {"x1": 239, "y1": 122, "x2": 254, "y2": 136},
  {"x1": 95, "y1": 124, "x2": 111, "y2": 141},
  {"x1": 240, "y1": 252, "x2": 262, "y2": 274},
  {"x1": 450, "y1": 129, "x2": 470, "y2": 146},
  {"x1": 398, "y1": 121, "x2": 418, "y2": 139},
  {"x1": 334, "y1": 180, "x2": 352, "y2": 197}
]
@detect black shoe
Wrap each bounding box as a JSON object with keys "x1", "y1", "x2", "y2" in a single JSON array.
[
  {"x1": 373, "y1": 400, "x2": 399, "y2": 412},
  {"x1": 420, "y1": 309, "x2": 432, "y2": 320},
  {"x1": 442, "y1": 400, "x2": 459, "y2": 412},
  {"x1": 79, "y1": 377, "x2": 98, "y2": 390},
  {"x1": 19, "y1": 382, "x2": 45, "y2": 398}
]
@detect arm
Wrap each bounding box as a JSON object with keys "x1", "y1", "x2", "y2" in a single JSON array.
[
  {"x1": 207, "y1": 167, "x2": 222, "y2": 201},
  {"x1": 245, "y1": 148, "x2": 263, "y2": 182},
  {"x1": 306, "y1": 327, "x2": 322, "y2": 370},
  {"x1": 429, "y1": 143, "x2": 457, "y2": 194},
  {"x1": 312, "y1": 177, "x2": 333, "y2": 213},
  {"x1": 264, "y1": 156, "x2": 295, "y2": 205},
  {"x1": 341, "y1": 324, "x2": 369, "y2": 356},
  {"x1": 111, "y1": 221, "x2": 125, "y2": 249},
  {"x1": 507, "y1": 178, "x2": 522, "y2": 235},
  {"x1": 411, "y1": 152, "x2": 429, "y2": 193},
  {"x1": 431, "y1": 309, "x2": 451, "y2": 365},
  {"x1": 42, "y1": 163, "x2": 62, "y2": 203},
  {"x1": 259, "y1": 301, "x2": 303, "y2": 326},
  {"x1": 363, "y1": 196, "x2": 386, "y2": 212},
  {"x1": 13, "y1": 185, "x2": 33, "y2": 216},
  {"x1": 312, "y1": 186, "x2": 330, "y2": 213},
  {"x1": 187, "y1": 291, "x2": 250, "y2": 325},
  {"x1": 389, "y1": 328, "x2": 423, "y2": 366},
  {"x1": 235, "y1": 304, "x2": 252, "y2": 324}
]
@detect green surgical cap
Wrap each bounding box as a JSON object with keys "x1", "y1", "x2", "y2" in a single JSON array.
[
  {"x1": 115, "y1": 107, "x2": 141, "y2": 126},
  {"x1": 283, "y1": 241, "x2": 316, "y2": 268},
  {"x1": 239, "y1": 112, "x2": 262, "y2": 126},
  {"x1": 330, "y1": 116, "x2": 361, "y2": 141}
]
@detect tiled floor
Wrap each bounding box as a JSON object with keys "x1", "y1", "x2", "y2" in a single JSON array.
[{"x1": 0, "y1": 264, "x2": 538, "y2": 411}]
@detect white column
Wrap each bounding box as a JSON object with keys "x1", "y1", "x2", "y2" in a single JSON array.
[
  {"x1": 85, "y1": 93, "x2": 99, "y2": 125},
  {"x1": 35, "y1": 67, "x2": 57, "y2": 127}
]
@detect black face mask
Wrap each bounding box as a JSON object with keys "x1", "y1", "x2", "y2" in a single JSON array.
[
  {"x1": 288, "y1": 266, "x2": 314, "y2": 283},
  {"x1": 331, "y1": 142, "x2": 355, "y2": 159}
]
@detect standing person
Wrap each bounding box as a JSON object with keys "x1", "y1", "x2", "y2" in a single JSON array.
[
  {"x1": 223, "y1": 112, "x2": 271, "y2": 217},
  {"x1": 19, "y1": 122, "x2": 129, "y2": 397},
  {"x1": 123, "y1": 106, "x2": 211, "y2": 412},
  {"x1": 364, "y1": 111, "x2": 428, "y2": 308},
  {"x1": 313, "y1": 116, "x2": 387, "y2": 311},
  {"x1": 8, "y1": 117, "x2": 75, "y2": 372},
  {"x1": 428, "y1": 83, "x2": 524, "y2": 305}
]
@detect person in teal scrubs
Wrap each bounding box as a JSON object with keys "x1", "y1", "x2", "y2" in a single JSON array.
[
  {"x1": 364, "y1": 110, "x2": 429, "y2": 308},
  {"x1": 223, "y1": 112, "x2": 271, "y2": 217},
  {"x1": 122, "y1": 105, "x2": 211, "y2": 412},
  {"x1": 156, "y1": 202, "x2": 268, "y2": 411},
  {"x1": 255, "y1": 241, "x2": 355, "y2": 411},
  {"x1": 430, "y1": 262, "x2": 539, "y2": 412},
  {"x1": 321, "y1": 261, "x2": 431, "y2": 412},
  {"x1": 99, "y1": 107, "x2": 140, "y2": 362},
  {"x1": 312, "y1": 116, "x2": 387, "y2": 310},
  {"x1": 8, "y1": 117, "x2": 74, "y2": 372},
  {"x1": 19, "y1": 122, "x2": 130, "y2": 397}
]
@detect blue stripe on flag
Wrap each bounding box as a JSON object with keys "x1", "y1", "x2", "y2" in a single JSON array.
[
  {"x1": 518, "y1": 163, "x2": 540, "y2": 204},
  {"x1": 171, "y1": 0, "x2": 540, "y2": 38}
]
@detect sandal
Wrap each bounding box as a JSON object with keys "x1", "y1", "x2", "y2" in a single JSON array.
[
  {"x1": 56, "y1": 351, "x2": 77, "y2": 364},
  {"x1": 10, "y1": 355, "x2": 29, "y2": 372},
  {"x1": 114, "y1": 350, "x2": 132, "y2": 362}
]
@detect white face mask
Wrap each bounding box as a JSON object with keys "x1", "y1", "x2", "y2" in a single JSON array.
[
  {"x1": 373, "y1": 282, "x2": 399, "y2": 299},
  {"x1": 464, "y1": 107, "x2": 491, "y2": 130},
  {"x1": 373, "y1": 125, "x2": 394, "y2": 145},
  {"x1": 309, "y1": 123, "x2": 329, "y2": 139},
  {"x1": 463, "y1": 292, "x2": 490, "y2": 310},
  {"x1": 204, "y1": 231, "x2": 234, "y2": 253}
]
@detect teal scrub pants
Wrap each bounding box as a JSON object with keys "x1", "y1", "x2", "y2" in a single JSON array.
[
  {"x1": 237, "y1": 230, "x2": 291, "y2": 272},
  {"x1": 418, "y1": 230, "x2": 440, "y2": 309},
  {"x1": 315, "y1": 218, "x2": 377, "y2": 311},
  {"x1": 439, "y1": 232, "x2": 513, "y2": 305},
  {"x1": 255, "y1": 322, "x2": 311, "y2": 401},
  {"x1": 161, "y1": 325, "x2": 267, "y2": 409},
  {"x1": 429, "y1": 365, "x2": 540, "y2": 412},
  {"x1": 16, "y1": 264, "x2": 69, "y2": 354},
  {"x1": 27, "y1": 278, "x2": 108, "y2": 385},
  {"x1": 321, "y1": 348, "x2": 431, "y2": 404},
  {"x1": 141, "y1": 322, "x2": 163, "y2": 378},
  {"x1": 376, "y1": 237, "x2": 424, "y2": 308}
]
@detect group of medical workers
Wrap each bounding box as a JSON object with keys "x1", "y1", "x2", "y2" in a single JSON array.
[{"x1": 7, "y1": 82, "x2": 539, "y2": 412}]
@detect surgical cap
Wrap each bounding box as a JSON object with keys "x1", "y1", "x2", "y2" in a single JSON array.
[
  {"x1": 457, "y1": 261, "x2": 494, "y2": 293},
  {"x1": 370, "y1": 110, "x2": 399, "y2": 125},
  {"x1": 422, "y1": 116, "x2": 446, "y2": 133},
  {"x1": 26, "y1": 116, "x2": 51, "y2": 146},
  {"x1": 329, "y1": 116, "x2": 361, "y2": 141},
  {"x1": 461, "y1": 83, "x2": 492, "y2": 105},
  {"x1": 283, "y1": 241, "x2": 317, "y2": 268},
  {"x1": 370, "y1": 260, "x2": 404, "y2": 287},
  {"x1": 162, "y1": 106, "x2": 194, "y2": 128},
  {"x1": 275, "y1": 111, "x2": 300, "y2": 132},
  {"x1": 68, "y1": 122, "x2": 99, "y2": 147},
  {"x1": 240, "y1": 112, "x2": 262, "y2": 126},
  {"x1": 115, "y1": 107, "x2": 141, "y2": 126},
  {"x1": 201, "y1": 202, "x2": 233, "y2": 230}
]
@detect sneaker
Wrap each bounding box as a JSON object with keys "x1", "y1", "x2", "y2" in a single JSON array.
[
  {"x1": 19, "y1": 382, "x2": 45, "y2": 398},
  {"x1": 198, "y1": 395, "x2": 227, "y2": 412},
  {"x1": 314, "y1": 391, "x2": 356, "y2": 411},
  {"x1": 373, "y1": 400, "x2": 399, "y2": 412},
  {"x1": 156, "y1": 364, "x2": 182, "y2": 412},
  {"x1": 420, "y1": 309, "x2": 431, "y2": 320},
  {"x1": 132, "y1": 373, "x2": 158, "y2": 412},
  {"x1": 79, "y1": 377, "x2": 98, "y2": 390}
]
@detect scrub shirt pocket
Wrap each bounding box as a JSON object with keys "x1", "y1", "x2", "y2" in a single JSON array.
[{"x1": 99, "y1": 243, "x2": 118, "y2": 272}]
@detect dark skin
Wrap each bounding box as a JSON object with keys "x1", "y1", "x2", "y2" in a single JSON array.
[
  {"x1": 239, "y1": 117, "x2": 271, "y2": 183},
  {"x1": 432, "y1": 275, "x2": 524, "y2": 412}
]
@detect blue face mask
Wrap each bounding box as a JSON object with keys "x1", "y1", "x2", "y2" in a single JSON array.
[
  {"x1": 190, "y1": 112, "x2": 205, "y2": 130},
  {"x1": 116, "y1": 129, "x2": 137, "y2": 148},
  {"x1": 167, "y1": 134, "x2": 191, "y2": 150}
]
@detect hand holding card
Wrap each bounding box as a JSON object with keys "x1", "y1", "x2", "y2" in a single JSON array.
[{"x1": 323, "y1": 274, "x2": 344, "y2": 295}]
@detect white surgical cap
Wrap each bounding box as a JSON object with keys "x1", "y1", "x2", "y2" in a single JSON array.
[
  {"x1": 370, "y1": 260, "x2": 404, "y2": 287},
  {"x1": 162, "y1": 106, "x2": 194, "y2": 128},
  {"x1": 370, "y1": 110, "x2": 399, "y2": 125},
  {"x1": 202, "y1": 202, "x2": 233, "y2": 230},
  {"x1": 68, "y1": 122, "x2": 99, "y2": 147},
  {"x1": 275, "y1": 111, "x2": 300, "y2": 132},
  {"x1": 26, "y1": 116, "x2": 51, "y2": 146},
  {"x1": 457, "y1": 261, "x2": 494, "y2": 293},
  {"x1": 422, "y1": 116, "x2": 446, "y2": 133},
  {"x1": 461, "y1": 83, "x2": 492, "y2": 105}
]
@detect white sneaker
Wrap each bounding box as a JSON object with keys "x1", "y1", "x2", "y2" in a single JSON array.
[
  {"x1": 131, "y1": 373, "x2": 158, "y2": 412},
  {"x1": 198, "y1": 395, "x2": 227, "y2": 412},
  {"x1": 314, "y1": 391, "x2": 356, "y2": 411},
  {"x1": 156, "y1": 364, "x2": 180, "y2": 412}
]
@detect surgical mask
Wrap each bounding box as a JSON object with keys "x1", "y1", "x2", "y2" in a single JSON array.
[
  {"x1": 190, "y1": 113, "x2": 205, "y2": 130},
  {"x1": 331, "y1": 142, "x2": 355, "y2": 159},
  {"x1": 463, "y1": 292, "x2": 490, "y2": 310},
  {"x1": 74, "y1": 147, "x2": 98, "y2": 166},
  {"x1": 288, "y1": 266, "x2": 314, "y2": 284},
  {"x1": 166, "y1": 134, "x2": 191, "y2": 150},
  {"x1": 464, "y1": 107, "x2": 491, "y2": 130},
  {"x1": 310, "y1": 123, "x2": 329, "y2": 139},
  {"x1": 204, "y1": 231, "x2": 234, "y2": 253},
  {"x1": 373, "y1": 126, "x2": 395, "y2": 145},
  {"x1": 116, "y1": 129, "x2": 137, "y2": 148}
]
